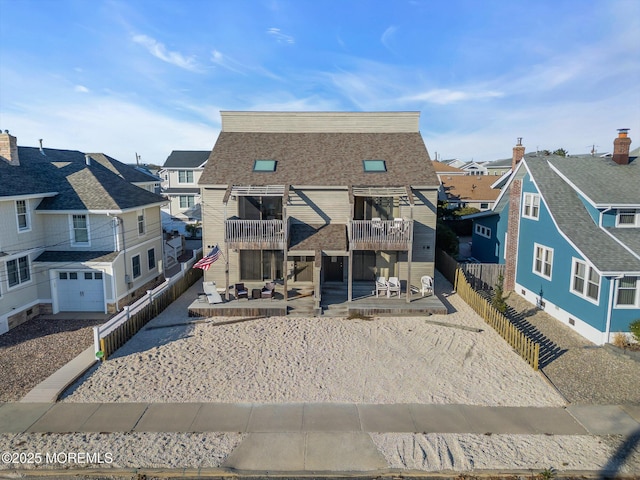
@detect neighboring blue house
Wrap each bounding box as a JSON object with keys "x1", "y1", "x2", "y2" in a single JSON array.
[{"x1": 469, "y1": 132, "x2": 639, "y2": 345}]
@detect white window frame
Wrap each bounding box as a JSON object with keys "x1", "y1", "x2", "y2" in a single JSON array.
[
  {"x1": 132, "y1": 254, "x2": 141, "y2": 279},
  {"x1": 177, "y1": 170, "x2": 194, "y2": 184},
  {"x1": 522, "y1": 192, "x2": 540, "y2": 220},
  {"x1": 615, "y1": 209, "x2": 639, "y2": 227},
  {"x1": 179, "y1": 195, "x2": 195, "y2": 209},
  {"x1": 614, "y1": 276, "x2": 639, "y2": 308},
  {"x1": 137, "y1": 210, "x2": 145, "y2": 236},
  {"x1": 147, "y1": 248, "x2": 156, "y2": 270},
  {"x1": 15, "y1": 199, "x2": 31, "y2": 233},
  {"x1": 6, "y1": 255, "x2": 31, "y2": 289},
  {"x1": 532, "y1": 243, "x2": 553, "y2": 280},
  {"x1": 70, "y1": 214, "x2": 90, "y2": 246},
  {"x1": 474, "y1": 223, "x2": 491, "y2": 239},
  {"x1": 570, "y1": 258, "x2": 601, "y2": 305}
]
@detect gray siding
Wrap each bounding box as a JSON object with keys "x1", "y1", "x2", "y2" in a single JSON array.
[
  {"x1": 397, "y1": 188, "x2": 437, "y2": 287},
  {"x1": 288, "y1": 188, "x2": 350, "y2": 225},
  {"x1": 201, "y1": 188, "x2": 231, "y2": 285}
]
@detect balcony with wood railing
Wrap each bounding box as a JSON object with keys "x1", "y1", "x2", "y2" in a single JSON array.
[
  {"x1": 349, "y1": 219, "x2": 413, "y2": 250},
  {"x1": 224, "y1": 219, "x2": 287, "y2": 249}
]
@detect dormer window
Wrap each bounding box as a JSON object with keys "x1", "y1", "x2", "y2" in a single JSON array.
[
  {"x1": 253, "y1": 160, "x2": 277, "y2": 172},
  {"x1": 616, "y1": 209, "x2": 639, "y2": 227},
  {"x1": 363, "y1": 160, "x2": 387, "y2": 172}
]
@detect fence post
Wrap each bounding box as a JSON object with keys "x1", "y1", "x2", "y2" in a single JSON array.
[{"x1": 93, "y1": 326, "x2": 100, "y2": 357}]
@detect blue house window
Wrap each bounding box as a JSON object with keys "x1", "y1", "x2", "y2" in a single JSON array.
[
  {"x1": 474, "y1": 223, "x2": 491, "y2": 238},
  {"x1": 616, "y1": 209, "x2": 639, "y2": 227},
  {"x1": 571, "y1": 258, "x2": 600, "y2": 304},
  {"x1": 523, "y1": 193, "x2": 540, "y2": 220},
  {"x1": 533, "y1": 243, "x2": 553, "y2": 280},
  {"x1": 615, "y1": 277, "x2": 638, "y2": 307}
]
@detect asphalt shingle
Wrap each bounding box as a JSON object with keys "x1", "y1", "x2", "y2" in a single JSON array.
[
  {"x1": 524, "y1": 154, "x2": 640, "y2": 274},
  {"x1": 0, "y1": 147, "x2": 166, "y2": 211},
  {"x1": 199, "y1": 132, "x2": 438, "y2": 187}
]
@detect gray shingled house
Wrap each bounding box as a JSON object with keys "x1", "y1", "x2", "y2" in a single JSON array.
[
  {"x1": 198, "y1": 111, "x2": 440, "y2": 312},
  {"x1": 0, "y1": 132, "x2": 167, "y2": 334},
  {"x1": 159, "y1": 150, "x2": 209, "y2": 233}
]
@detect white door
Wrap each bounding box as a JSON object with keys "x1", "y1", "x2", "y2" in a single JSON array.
[{"x1": 57, "y1": 271, "x2": 104, "y2": 312}]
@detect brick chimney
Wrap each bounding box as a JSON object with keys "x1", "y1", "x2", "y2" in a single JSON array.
[
  {"x1": 0, "y1": 130, "x2": 20, "y2": 166},
  {"x1": 511, "y1": 137, "x2": 525, "y2": 171},
  {"x1": 612, "y1": 129, "x2": 631, "y2": 165}
]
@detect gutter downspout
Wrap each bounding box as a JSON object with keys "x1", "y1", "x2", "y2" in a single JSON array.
[
  {"x1": 108, "y1": 214, "x2": 128, "y2": 312},
  {"x1": 604, "y1": 276, "x2": 617, "y2": 345},
  {"x1": 599, "y1": 206, "x2": 612, "y2": 228}
]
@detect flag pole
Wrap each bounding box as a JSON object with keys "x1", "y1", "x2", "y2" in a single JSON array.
[{"x1": 225, "y1": 242, "x2": 230, "y2": 301}]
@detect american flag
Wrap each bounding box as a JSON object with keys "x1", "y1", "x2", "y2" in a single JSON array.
[{"x1": 193, "y1": 245, "x2": 221, "y2": 271}]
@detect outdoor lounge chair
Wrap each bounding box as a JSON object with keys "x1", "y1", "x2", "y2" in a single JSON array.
[
  {"x1": 387, "y1": 277, "x2": 401, "y2": 297},
  {"x1": 235, "y1": 283, "x2": 249, "y2": 300},
  {"x1": 261, "y1": 282, "x2": 276, "y2": 300},
  {"x1": 375, "y1": 276, "x2": 388, "y2": 297},
  {"x1": 420, "y1": 275, "x2": 434, "y2": 297},
  {"x1": 202, "y1": 281, "x2": 223, "y2": 304}
]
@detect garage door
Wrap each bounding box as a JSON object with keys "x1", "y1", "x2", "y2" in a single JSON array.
[{"x1": 57, "y1": 271, "x2": 104, "y2": 312}]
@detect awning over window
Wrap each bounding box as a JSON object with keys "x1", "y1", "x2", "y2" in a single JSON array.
[
  {"x1": 230, "y1": 185, "x2": 286, "y2": 196},
  {"x1": 352, "y1": 186, "x2": 408, "y2": 197}
]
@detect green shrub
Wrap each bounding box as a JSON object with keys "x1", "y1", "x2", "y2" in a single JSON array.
[
  {"x1": 436, "y1": 221, "x2": 459, "y2": 256},
  {"x1": 492, "y1": 274, "x2": 507, "y2": 313},
  {"x1": 630, "y1": 319, "x2": 640, "y2": 343}
]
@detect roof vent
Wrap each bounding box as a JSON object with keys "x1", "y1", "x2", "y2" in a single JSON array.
[
  {"x1": 85, "y1": 154, "x2": 91, "y2": 166},
  {"x1": 39, "y1": 139, "x2": 46, "y2": 156}
]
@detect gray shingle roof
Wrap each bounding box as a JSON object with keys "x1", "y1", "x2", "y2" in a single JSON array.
[
  {"x1": 34, "y1": 251, "x2": 119, "y2": 262},
  {"x1": 0, "y1": 147, "x2": 166, "y2": 211},
  {"x1": 163, "y1": 187, "x2": 201, "y2": 194},
  {"x1": 200, "y1": 132, "x2": 438, "y2": 187},
  {"x1": 549, "y1": 154, "x2": 639, "y2": 206},
  {"x1": 87, "y1": 153, "x2": 162, "y2": 183},
  {"x1": 163, "y1": 151, "x2": 210, "y2": 168},
  {"x1": 524, "y1": 155, "x2": 640, "y2": 274}
]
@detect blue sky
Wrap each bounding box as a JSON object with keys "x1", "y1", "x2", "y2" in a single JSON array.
[{"x1": 1, "y1": 0, "x2": 638, "y2": 165}]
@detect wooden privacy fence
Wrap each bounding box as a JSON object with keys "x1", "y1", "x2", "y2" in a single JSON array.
[
  {"x1": 435, "y1": 248, "x2": 458, "y2": 285},
  {"x1": 454, "y1": 268, "x2": 540, "y2": 370},
  {"x1": 94, "y1": 251, "x2": 203, "y2": 361},
  {"x1": 461, "y1": 263, "x2": 506, "y2": 292}
]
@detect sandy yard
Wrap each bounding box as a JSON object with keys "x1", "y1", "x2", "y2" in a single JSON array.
[{"x1": 62, "y1": 281, "x2": 563, "y2": 406}]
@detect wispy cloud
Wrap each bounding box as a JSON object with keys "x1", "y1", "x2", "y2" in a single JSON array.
[
  {"x1": 4, "y1": 94, "x2": 217, "y2": 162},
  {"x1": 211, "y1": 49, "x2": 246, "y2": 74},
  {"x1": 267, "y1": 27, "x2": 295, "y2": 45},
  {"x1": 402, "y1": 88, "x2": 504, "y2": 105},
  {"x1": 132, "y1": 34, "x2": 199, "y2": 71},
  {"x1": 74, "y1": 85, "x2": 90, "y2": 93}
]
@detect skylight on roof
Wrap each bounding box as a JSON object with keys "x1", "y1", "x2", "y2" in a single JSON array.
[
  {"x1": 253, "y1": 159, "x2": 277, "y2": 172},
  {"x1": 363, "y1": 160, "x2": 387, "y2": 172}
]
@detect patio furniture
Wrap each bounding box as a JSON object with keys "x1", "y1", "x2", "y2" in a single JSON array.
[
  {"x1": 420, "y1": 275, "x2": 434, "y2": 297},
  {"x1": 252, "y1": 288, "x2": 262, "y2": 299},
  {"x1": 390, "y1": 218, "x2": 404, "y2": 234},
  {"x1": 202, "y1": 281, "x2": 223, "y2": 304},
  {"x1": 261, "y1": 282, "x2": 276, "y2": 299},
  {"x1": 387, "y1": 277, "x2": 401, "y2": 297},
  {"x1": 375, "y1": 276, "x2": 388, "y2": 297},
  {"x1": 235, "y1": 283, "x2": 249, "y2": 300}
]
